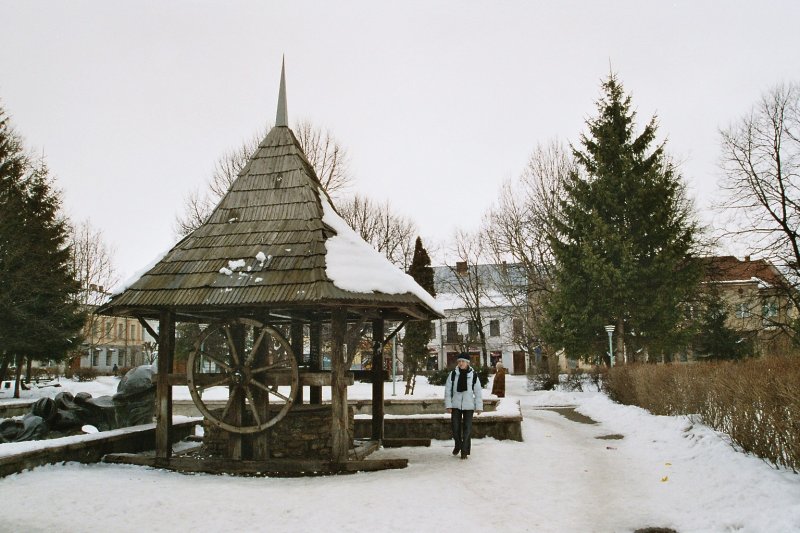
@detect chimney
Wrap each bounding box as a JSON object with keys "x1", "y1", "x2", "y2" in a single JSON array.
[{"x1": 456, "y1": 261, "x2": 468, "y2": 275}]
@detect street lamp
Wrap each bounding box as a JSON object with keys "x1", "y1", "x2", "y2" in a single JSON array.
[{"x1": 604, "y1": 325, "x2": 615, "y2": 367}]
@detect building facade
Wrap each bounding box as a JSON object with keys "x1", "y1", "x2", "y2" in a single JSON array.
[
  {"x1": 427, "y1": 262, "x2": 531, "y2": 374},
  {"x1": 71, "y1": 307, "x2": 157, "y2": 373}
]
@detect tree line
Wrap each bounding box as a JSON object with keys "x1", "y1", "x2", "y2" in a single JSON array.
[{"x1": 2, "y1": 74, "x2": 798, "y2": 396}]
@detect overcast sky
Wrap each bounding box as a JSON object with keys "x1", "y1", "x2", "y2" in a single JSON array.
[{"x1": 2, "y1": 1, "x2": 799, "y2": 283}]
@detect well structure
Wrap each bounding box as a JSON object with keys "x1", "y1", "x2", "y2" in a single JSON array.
[{"x1": 98, "y1": 62, "x2": 442, "y2": 473}]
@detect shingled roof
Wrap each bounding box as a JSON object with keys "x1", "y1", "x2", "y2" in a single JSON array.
[{"x1": 99, "y1": 63, "x2": 442, "y2": 322}]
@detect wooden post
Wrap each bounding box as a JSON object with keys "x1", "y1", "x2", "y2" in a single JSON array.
[
  {"x1": 330, "y1": 309, "x2": 349, "y2": 462},
  {"x1": 156, "y1": 309, "x2": 175, "y2": 461},
  {"x1": 291, "y1": 320, "x2": 304, "y2": 405},
  {"x1": 309, "y1": 318, "x2": 322, "y2": 405},
  {"x1": 251, "y1": 325, "x2": 270, "y2": 461},
  {"x1": 227, "y1": 322, "x2": 246, "y2": 460},
  {"x1": 371, "y1": 318, "x2": 385, "y2": 441}
]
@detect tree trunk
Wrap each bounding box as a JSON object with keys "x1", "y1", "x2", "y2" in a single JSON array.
[
  {"x1": 0, "y1": 353, "x2": 10, "y2": 383},
  {"x1": 616, "y1": 317, "x2": 626, "y2": 364},
  {"x1": 13, "y1": 355, "x2": 23, "y2": 398},
  {"x1": 25, "y1": 357, "x2": 32, "y2": 384}
]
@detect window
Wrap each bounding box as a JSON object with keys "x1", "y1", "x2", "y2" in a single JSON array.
[
  {"x1": 105, "y1": 321, "x2": 113, "y2": 337},
  {"x1": 468, "y1": 320, "x2": 478, "y2": 339},
  {"x1": 93, "y1": 322, "x2": 99, "y2": 338},
  {"x1": 512, "y1": 318, "x2": 524, "y2": 337},
  {"x1": 446, "y1": 322, "x2": 458, "y2": 344},
  {"x1": 130, "y1": 324, "x2": 137, "y2": 340},
  {"x1": 489, "y1": 320, "x2": 500, "y2": 337},
  {"x1": 92, "y1": 352, "x2": 99, "y2": 367},
  {"x1": 118, "y1": 324, "x2": 124, "y2": 338},
  {"x1": 735, "y1": 303, "x2": 751, "y2": 319},
  {"x1": 106, "y1": 352, "x2": 112, "y2": 366},
  {"x1": 763, "y1": 301, "x2": 779, "y2": 326},
  {"x1": 429, "y1": 322, "x2": 436, "y2": 340}
]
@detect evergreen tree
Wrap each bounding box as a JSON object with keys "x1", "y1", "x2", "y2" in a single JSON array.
[
  {"x1": 0, "y1": 105, "x2": 84, "y2": 393},
  {"x1": 543, "y1": 75, "x2": 700, "y2": 363},
  {"x1": 403, "y1": 237, "x2": 435, "y2": 394},
  {"x1": 694, "y1": 289, "x2": 752, "y2": 360}
]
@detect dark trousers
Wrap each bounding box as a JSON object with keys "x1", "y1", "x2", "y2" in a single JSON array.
[{"x1": 451, "y1": 409, "x2": 474, "y2": 454}]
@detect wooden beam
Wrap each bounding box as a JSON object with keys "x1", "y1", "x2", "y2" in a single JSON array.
[
  {"x1": 227, "y1": 323, "x2": 246, "y2": 460},
  {"x1": 371, "y1": 318, "x2": 385, "y2": 441},
  {"x1": 309, "y1": 318, "x2": 322, "y2": 404},
  {"x1": 330, "y1": 308, "x2": 349, "y2": 462},
  {"x1": 291, "y1": 320, "x2": 303, "y2": 405},
  {"x1": 166, "y1": 371, "x2": 351, "y2": 387},
  {"x1": 103, "y1": 455, "x2": 408, "y2": 475},
  {"x1": 155, "y1": 309, "x2": 175, "y2": 461},
  {"x1": 136, "y1": 316, "x2": 159, "y2": 344}
]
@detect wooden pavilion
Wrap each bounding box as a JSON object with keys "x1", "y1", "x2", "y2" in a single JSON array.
[{"x1": 98, "y1": 61, "x2": 443, "y2": 474}]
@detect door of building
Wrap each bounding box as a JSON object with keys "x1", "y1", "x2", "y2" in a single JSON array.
[{"x1": 512, "y1": 351, "x2": 526, "y2": 375}]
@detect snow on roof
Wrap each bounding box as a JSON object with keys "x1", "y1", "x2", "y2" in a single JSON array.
[{"x1": 320, "y1": 195, "x2": 444, "y2": 315}]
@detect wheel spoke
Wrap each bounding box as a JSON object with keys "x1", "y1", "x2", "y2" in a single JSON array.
[
  {"x1": 250, "y1": 361, "x2": 291, "y2": 375},
  {"x1": 220, "y1": 387, "x2": 237, "y2": 421},
  {"x1": 249, "y1": 379, "x2": 290, "y2": 403},
  {"x1": 243, "y1": 386, "x2": 262, "y2": 426},
  {"x1": 202, "y1": 353, "x2": 232, "y2": 372},
  {"x1": 196, "y1": 374, "x2": 230, "y2": 391},
  {"x1": 224, "y1": 326, "x2": 241, "y2": 366},
  {"x1": 247, "y1": 329, "x2": 267, "y2": 366}
]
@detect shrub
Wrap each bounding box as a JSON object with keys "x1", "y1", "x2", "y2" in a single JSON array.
[
  {"x1": 71, "y1": 367, "x2": 99, "y2": 382},
  {"x1": 604, "y1": 357, "x2": 800, "y2": 472},
  {"x1": 527, "y1": 357, "x2": 560, "y2": 391}
]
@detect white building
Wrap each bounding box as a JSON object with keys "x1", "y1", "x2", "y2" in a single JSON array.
[{"x1": 427, "y1": 262, "x2": 532, "y2": 374}]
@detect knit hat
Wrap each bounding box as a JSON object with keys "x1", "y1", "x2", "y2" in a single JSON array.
[{"x1": 457, "y1": 353, "x2": 470, "y2": 362}]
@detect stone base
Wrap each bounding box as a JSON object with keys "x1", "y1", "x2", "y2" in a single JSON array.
[{"x1": 204, "y1": 405, "x2": 354, "y2": 460}]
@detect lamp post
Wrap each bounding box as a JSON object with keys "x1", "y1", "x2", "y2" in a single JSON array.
[{"x1": 604, "y1": 325, "x2": 615, "y2": 367}]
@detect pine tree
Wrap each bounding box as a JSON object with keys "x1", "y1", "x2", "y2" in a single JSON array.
[
  {"x1": 543, "y1": 75, "x2": 700, "y2": 363},
  {"x1": 0, "y1": 105, "x2": 84, "y2": 393},
  {"x1": 403, "y1": 237, "x2": 435, "y2": 394},
  {"x1": 694, "y1": 289, "x2": 752, "y2": 360}
]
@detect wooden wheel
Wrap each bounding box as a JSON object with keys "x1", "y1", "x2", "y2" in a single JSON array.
[{"x1": 186, "y1": 318, "x2": 298, "y2": 434}]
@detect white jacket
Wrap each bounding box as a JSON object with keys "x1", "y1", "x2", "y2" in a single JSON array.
[{"x1": 444, "y1": 368, "x2": 483, "y2": 411}]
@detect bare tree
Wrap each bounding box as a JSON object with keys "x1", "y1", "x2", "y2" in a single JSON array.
[
  {"x1": 440, "y1": 230, "x2": 491, "y2": 366},
  {"x1": 67, "y1": 219, "x2": 119, "y2": 364},
  {"x1": 719, "y1": 82, "x2": 800, "y2": 314},
  {"x1": 175, "y1": 121, "x2": 353, "y2": 236},
  {"x1": 294, "y1": 120, "x2": 352, "y2": 196},
  {"x1": 337, "y1": 194, "x2": 417, "y2": 269},
  {"x1": 482, "y1": 140, "x2": 573, "y2": 361}
]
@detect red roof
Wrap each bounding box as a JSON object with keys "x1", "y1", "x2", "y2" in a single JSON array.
[{"x1": 699, "y1": 256, "x2": 785, "y2": 287}]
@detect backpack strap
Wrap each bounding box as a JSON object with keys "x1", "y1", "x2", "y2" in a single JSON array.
[{"x1": 451, "y1": 369, "x2": 479, "y2": 398}]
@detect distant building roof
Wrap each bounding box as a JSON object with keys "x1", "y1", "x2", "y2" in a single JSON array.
[{"x1": 699, "y1": 256, "x2": 786, "y2": 288}]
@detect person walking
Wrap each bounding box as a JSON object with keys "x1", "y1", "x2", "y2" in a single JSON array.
[
  {"x1": 491, "y1": 361, "x2": 506, "y2": 398},
  {"x1": 445, "y1": 353, "x2": 483, "y2": 460}
]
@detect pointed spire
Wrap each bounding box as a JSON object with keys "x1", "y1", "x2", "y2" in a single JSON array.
[{"x1": 275, "y1": 56, "x2": 288, "y2": 127}]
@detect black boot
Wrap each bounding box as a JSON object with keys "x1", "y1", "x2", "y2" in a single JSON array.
[
  {"x1": 452, "y1": 445, "x2": 461, "y2": 456},
  {"x1": 460, "y1": 451, "x2": 468, "y2": 460}
]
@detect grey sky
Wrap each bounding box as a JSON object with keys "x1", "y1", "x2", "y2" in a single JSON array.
[{"x1": 1, "y1": 1, "x2": 799, "y2": 282}]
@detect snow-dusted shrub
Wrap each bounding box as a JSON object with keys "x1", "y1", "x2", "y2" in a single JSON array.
[
  {"x1": 71, "y1": 367, "x2": 99, "y2": 382},
  {"x1": 605, "y1": 357, "x2": 800, "y2": 472}
]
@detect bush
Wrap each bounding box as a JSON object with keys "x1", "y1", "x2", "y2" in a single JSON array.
[
  {"x1": 71, "y1": 367, "x2": 99, "y2": 382},
  {"x1": 604, "y1": 357, "x2": 800, "y2": 472},
  {"x1": 527, "y1": 357, "x2": 560, "y2": 391},
  {"x1": 427, "y1": 366, "x2": 489, "y2": 388}
]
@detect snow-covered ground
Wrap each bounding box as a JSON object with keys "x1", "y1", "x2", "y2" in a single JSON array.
[{"x1": 1, "y1": 374, "x2": 798, "y2": 532}]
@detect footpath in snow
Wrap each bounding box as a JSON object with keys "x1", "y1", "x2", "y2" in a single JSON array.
[{"x1": 1, "y1": 374, "x2": 798, "y2": 533}]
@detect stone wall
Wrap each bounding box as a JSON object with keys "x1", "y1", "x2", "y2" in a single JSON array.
[{"x1": 204, "y1": 405, "x2": 354, "y2": 459}]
